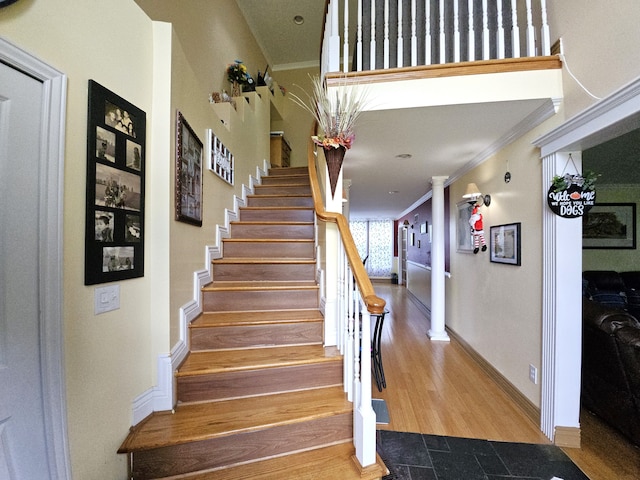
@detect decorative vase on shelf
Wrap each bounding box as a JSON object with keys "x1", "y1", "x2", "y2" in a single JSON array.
[
  {"x1": 231, "y1": 81, "x2": 241, "y2": 97},
  {"x1": 324, "y1": 145, "x2": 347, "y2": 198}
]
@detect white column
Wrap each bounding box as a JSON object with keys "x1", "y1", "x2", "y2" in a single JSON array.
[
  {"x1": 428, "y1": 176, "x2": 450, "y2": 342},
  {"x1": 541, "y1": 152, "x2": 582, "y2": 441}
]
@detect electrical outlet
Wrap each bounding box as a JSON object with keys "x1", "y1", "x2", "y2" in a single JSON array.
[{"x1": 529, "y1": 364, "x2": 538, "y2": 384}]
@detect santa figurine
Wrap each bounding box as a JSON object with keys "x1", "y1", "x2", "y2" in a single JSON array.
[{"x1": 469, "y1": 204, "x2": 487, "y2": 254}]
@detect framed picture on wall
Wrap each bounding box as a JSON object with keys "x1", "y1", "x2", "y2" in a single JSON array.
[
  {"x1": 583, "y1": 203, "x2": 636, "y2": 249},
  {"x1": 176, "y1": 111, "x2": 203, "y2": 226},
  {"x1": 456, "y1": 201, "x2": 474, "y2": 252},
  {"x1": 205, "y1": 128, "x2": 234, "y2": 185},
  {"x1": 84, "y1": 80, "x2": 146, "y2": 285},
  {"x1": 490, "y1": 223, "x2": 522, "y2": 265}
]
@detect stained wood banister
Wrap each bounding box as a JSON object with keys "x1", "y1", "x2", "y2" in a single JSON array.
[{"x1": 306, "y1": 125, "x2": 386, "y2": 315}]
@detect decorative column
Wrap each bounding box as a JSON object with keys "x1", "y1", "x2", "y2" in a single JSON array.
[
  {"x1": 428, "y1": 176, "x2": 450, "y2": 341},
  {"x1": 541, "y1": 152, "x2": 582, "y2": 444}
]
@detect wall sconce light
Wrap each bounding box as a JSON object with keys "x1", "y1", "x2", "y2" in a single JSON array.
[
  {"x1": 462, "y1": 182, "x2": 491, "y2": 207},
  {"x1": 402, "y1": 219, "x2": 410, "y2": 228}
]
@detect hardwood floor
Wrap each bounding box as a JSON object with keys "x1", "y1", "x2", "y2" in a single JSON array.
[{"x1": 371, "y1": 283, "x2": 640, "y2": 480}]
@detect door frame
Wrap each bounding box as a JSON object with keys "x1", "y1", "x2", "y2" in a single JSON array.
[
  {"x1": 534, "y1": 76, "x2": 640, "y2": 444},
  {"x1": 0, "y1": 37, "x2": 71, "y2": 478}
]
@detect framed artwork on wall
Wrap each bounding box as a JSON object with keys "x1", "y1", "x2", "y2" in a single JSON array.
[
  {"x1": 84, "y1": 80, "x2": 146, "y2": 285},
  {"x1": 176, "y1": 111, "x2": 203, "y2": 226},
  {"x1": 205, "y1": 129, "x2": 234, "y2": 185},
  {"x1": 490, "y1": 222, "x2": 522, "y2": 265},
  {"x1": 456, "y1": 201, "x2": 474, "y2": 253},
  {"x1": 583, "y1": 202, "x2": 636, "y2": 249}
]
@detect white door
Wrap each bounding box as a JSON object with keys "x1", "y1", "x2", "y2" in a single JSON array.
[{"x1": 0, "y1": 61, "x2": 53, "y2": 479}]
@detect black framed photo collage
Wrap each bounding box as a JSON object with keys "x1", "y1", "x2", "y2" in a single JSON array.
[{"x1": 85, "y1": 80, "x2": 146, "y2": 285}]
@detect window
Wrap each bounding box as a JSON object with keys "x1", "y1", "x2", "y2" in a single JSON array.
[{"x1": 349, "y1": 220, "x2": 393, "y2": 277}]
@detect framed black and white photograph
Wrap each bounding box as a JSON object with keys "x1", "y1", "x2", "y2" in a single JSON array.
[
  {"x1": 490, "y1": 223, "x2": 521, "y2": 265},
  {"x1": 583, "y1": 203, "x2": 636, "y2": 249},
  {"x1": 85, "y1": 80, "x2": 146, "y2": 285},
  {"x1": 176, "y1": 111, "x2": 203, "y2": 226},
  {"x1": 457, "y1": 201, "x2": 474, "y2": 252},
  {"x1": 206, "y1": 129, "x2": 234, "y2": 185}
]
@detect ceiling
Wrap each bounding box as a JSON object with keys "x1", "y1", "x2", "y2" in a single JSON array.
[{"x1": 236, "y1": 1, "x2": 634, "y2": 220}]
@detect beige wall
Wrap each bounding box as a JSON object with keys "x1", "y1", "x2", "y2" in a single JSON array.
[
  {"x1": 547, "y1": 0, "x2": 640, "y2": 119},
  {"x1": 134, "y1": 0, "x2": 272, "y2": 347},
  {"x1": 1, "y1": 0, "x2": 274, "y2": 478},
  {"x1": 444, "y1": 0, "x2": 640, "y2": 408},
  {"x1": 447, "y1": 120, "x2": 555, "y2": 406},
  {"x1": 1, "y1": 1, "x2": 155, "y2": 477},
  {"x1": 271, "y1": 66, "x2": 320, "y2": 167}
]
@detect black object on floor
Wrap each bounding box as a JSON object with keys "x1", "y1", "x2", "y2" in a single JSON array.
[{"x1": 377, "y1": 430, "x2": 590, "y2": 480}]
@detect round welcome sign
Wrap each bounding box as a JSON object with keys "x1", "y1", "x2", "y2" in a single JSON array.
[{"x1": 547, "y1": 173, "x2": 596, "y2": 218}]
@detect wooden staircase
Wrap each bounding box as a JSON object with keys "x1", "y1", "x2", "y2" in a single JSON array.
[{"x1": 118, "y1": 166, "x2": 387, "y2": 479}]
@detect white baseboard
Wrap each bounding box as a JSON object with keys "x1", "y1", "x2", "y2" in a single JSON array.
[{"x1": 130, "y1": 161, "x2": 269, "y2": 425}]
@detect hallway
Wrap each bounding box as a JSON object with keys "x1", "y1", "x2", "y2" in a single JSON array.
[{"x1": 371, "y1": 283, "x2": 640, "y2": 479}]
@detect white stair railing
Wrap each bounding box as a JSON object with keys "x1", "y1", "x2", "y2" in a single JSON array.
[
  {"x1": 307, "y1": 132, "x2": 385, "y2": 469},
  {"x1": 321, "y1": 0, "x2": 551, "y2": 76}
]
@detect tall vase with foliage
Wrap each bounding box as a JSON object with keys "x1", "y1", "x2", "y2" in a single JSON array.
[{"x1": 289, "y1": 75, "x2": 369, "y2": 197}]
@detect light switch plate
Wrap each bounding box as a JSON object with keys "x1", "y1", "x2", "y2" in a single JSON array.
[{"x1": 95, "y1": 285, "x2": 120, "y2": 315}]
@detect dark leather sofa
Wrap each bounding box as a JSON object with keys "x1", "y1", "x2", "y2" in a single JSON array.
[{"x1": 582, "y1": 270, "x2": 640, "y2": 446}]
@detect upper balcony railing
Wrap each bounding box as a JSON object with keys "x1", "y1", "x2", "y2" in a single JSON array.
[{"x1": 321, "y1": 0, "x2": 550, "y2": 77}]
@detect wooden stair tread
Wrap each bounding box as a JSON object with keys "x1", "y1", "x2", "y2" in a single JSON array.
[
  {"x1": 230, "y1": 220, "x2": 313, "y2": 225},
  {"x1": 176, "y1": 345, "x2": 342, "y2": 376},
  {"x1": 178, "y1": 443, "x2": 388, "y2": 480},
  {"x1": 247, "y1": 194, "x2": 311, "y2": 198},
  {"x1": 222, "y1": 238, "x2": 314, "y2": 243},
  {"x1": 118, "y1": 387, "x2": 351, "y2": 453},
  {"x1": 212, "y1": 258, "x2": 315, "y2": 264},
  {"x1": 202, "y1": 281, "x2": 318, "y2": 291},
  {"x1": 240, "y1": 206, "x2": 313, "y2": 210},
  {"x1": 255, "y1": 182, "x2": 310, "y2": 186},
  {"x1": 192, "y1": 309, "x2": 324, "y2": 327}
]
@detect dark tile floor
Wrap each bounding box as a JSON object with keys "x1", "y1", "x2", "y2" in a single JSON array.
[{"x1": 378, "y1": 430, "x2": 590, "y2": 480}]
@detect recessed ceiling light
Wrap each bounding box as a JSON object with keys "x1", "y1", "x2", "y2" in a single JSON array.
[
  {"x1": 388, "y1": 190, "x2": 399, "y2": 195},
  {"x1": 395, "y1": 153, "x2": 412, "y2": 159},
  {"x1": 293, "y1": 15, "x2": 304, "y2": 25}
]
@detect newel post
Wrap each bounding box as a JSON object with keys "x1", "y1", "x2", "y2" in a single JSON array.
[{"x1": 354, "y1": 308, "x2": 377, "y2": 467}]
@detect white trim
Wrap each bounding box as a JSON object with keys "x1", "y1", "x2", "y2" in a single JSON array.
[
  {"x1": 534, "y1": 76, "x2": 640, "y2": 156},
  {"x1": 133, "y1": 161, "x2": 269, "y2": 423},
  {"x1": 0, "y1": 36, "x2": 72, "y2": 479},
  {"x1": 272, "y1": 59, "x2": 321, "y2": 71},
  {"x1": 533, "y1": 75, "x2": 640, "y2": 443}
]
